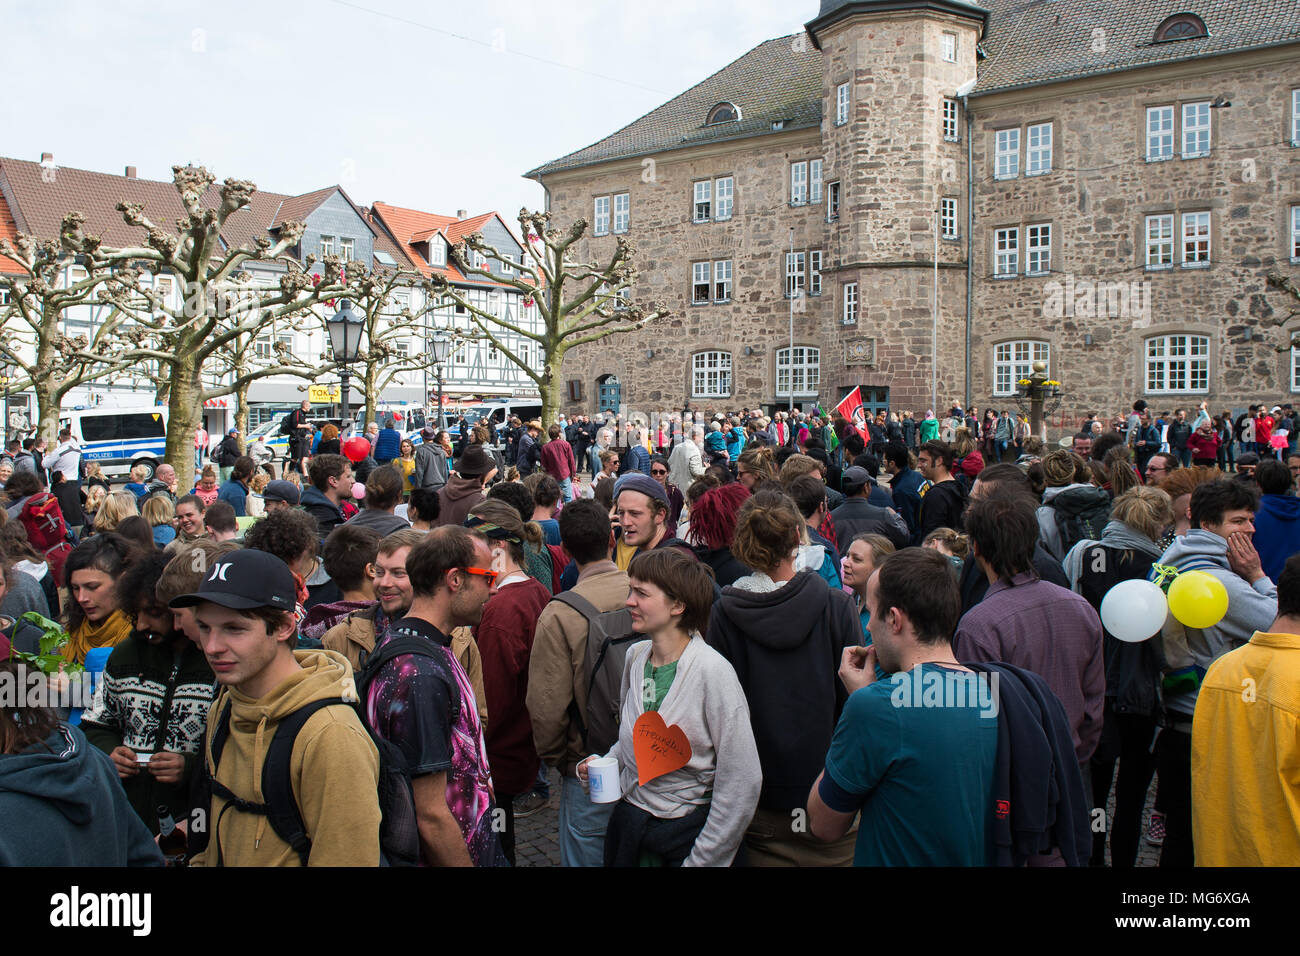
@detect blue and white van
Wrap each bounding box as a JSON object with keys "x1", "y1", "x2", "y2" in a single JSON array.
[{"x1": 60, "y1": 406, "x2": 169, "y2": 479}]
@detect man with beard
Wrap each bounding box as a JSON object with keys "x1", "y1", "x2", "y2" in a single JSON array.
[{"x1": 82, "y1": 551, "x2": 215, "y2": 835}]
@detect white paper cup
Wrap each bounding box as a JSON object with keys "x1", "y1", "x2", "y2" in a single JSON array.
[{"x1": 587, "y1": 756, "x2": 621, "y2": 804}]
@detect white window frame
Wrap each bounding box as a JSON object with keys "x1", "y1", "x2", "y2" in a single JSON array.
[
  {"x1": 714, "y1": 176, "x2": 733, "y2": 221},
  {"x1": 810, "y1": 159, "x2": 823, "y2": 204},
  {"x1": 612, "y1": 193, "x2": 630, "y2": 234},
  {"x1": 713, "y1": 259, "x2": 732, "y2": 303},
  {"x1": 826, "y1": 181, "x2": 840, "y2": 222},
  {"x1": 1145, "y1": 334, "x2": 1209, "y2": 394},
  {"x1": 1146, "y1": 106, "x2": 1175, "y2": 161},
  {"x1": 791, "y1": 161, "x2": 808, "y2": 205},
  {"x1": 785, "y1": 251, "x2": 806, "y2": 297},
  {"x1": 995, "y1": 128, "x2": 1020, "y2": 179},
  {"x1": 1291, "y1": 205, "x2": 1300, "y2": 262},
  {"x1": 692, "y1": 351, "x2": 732, "y2": 399},
  {"x1": 993, "y1": 340, "x2": 1050, "y2": 397},
  {"x1": 994, "y1": 227, "x2": 1019, "y2": 277},
  {"x1": 1182, "y1": 102, "x2": 1211, "y2": 158},
  {"x1": 500, "y1": 255, "x2": 513, "y2": 276},
  {"x1": 1026, "y1": 122, "x2": 1052, "y2": 175},
  {"x1": 1293, "y1": 89, "x2": 1300, "y2": 147},
  {"x1": 941, "y1": 197, "x2": 958, "y2": 239},
  {"x1": 1026, "y1": 223, "x2": 1051, "y2": 275},
  {"x1": 320, "y1": 235, "x2": 334, "y2": 257},
  {"x1": 254, "y1": 334, "x2": 272, "y2": 361},
  {"x1": 1292, "y1": 342, "x2": 1300, "y2": 393},
  {"x1": 942, "y1": 98, "x2": 959, "y2": 142},
  {"x1": 429, "y1": 237, "x2": 446, "y2": 267},
  {"x1": 776, "y1": 346, "x2": 820, "y2": 397},
  {"x1": 1146, "y1": 214, "x2": 1175, "y2": 269},
  {"x1": 1181, "y1": 211, "x2": 1210, "y2": 266},
  {"x1": 809, "y1": 251, "x2": 823, "y2": 296},
  {"x1": 692, "y1": 262, "x2": 711, "y2": 304},
  {"x1": 693, "y1": 180, "x2": 712, "y2": 223},
  {"x1": 842, "y1": 283, "x2": 858, "y2": 325},
  {"x1": 941, "y1": 32, "x2": 956, "y2": 63},
  {"x1": 836, "y1": 83, "x2": 851, "y2": 126},
  {"x1": 339, "y1": 238, "x2": 354, "y2": 262},
  {"x1": 277, "y1": 333, "x2": 294, "y2": 355},
  {"x1": 593, "y1": 195, "x2": 610, "y2": 236}
]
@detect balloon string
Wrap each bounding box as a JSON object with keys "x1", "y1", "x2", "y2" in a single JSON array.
[{"x1": 1151, "y1": 564, "x2": 1180, "y2": 592}]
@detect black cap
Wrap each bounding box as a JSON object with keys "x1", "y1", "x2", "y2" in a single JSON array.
[
  {"x1": 842, "y1": 466, "x2": 874, "y2": 493},
  {"x1": 169, "y1": 549, "x2": 297, "y2": 611},
  {"x1": 262, "y1": 480, "x2": 300, "y2": 505}
]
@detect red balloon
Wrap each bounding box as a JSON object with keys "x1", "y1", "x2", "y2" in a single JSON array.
[{"x1": 343, "y1": 436, "x2": 370, "y2": 462}]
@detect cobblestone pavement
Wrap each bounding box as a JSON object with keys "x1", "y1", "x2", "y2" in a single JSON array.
[{"x1": 512, "y1": 769, "x2": 1163, "y2": 867}]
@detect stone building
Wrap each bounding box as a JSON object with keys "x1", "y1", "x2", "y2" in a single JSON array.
[{"x1": 528, "y1": 0, "x2": 1300, "y2": 428}]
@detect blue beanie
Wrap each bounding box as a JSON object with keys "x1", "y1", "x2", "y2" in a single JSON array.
[{"x1": 614, "y1": 472, "x2": 670, "y2": 509}]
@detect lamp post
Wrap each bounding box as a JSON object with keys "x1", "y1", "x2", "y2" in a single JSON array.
[
  {"x1": 326, "y1": 299, "x2": 364, "y2": 430},
  {"x1": 430, "y1": 328, "x2": 451, "y2": 432},
  {"x1": 1014, "y1": 360, "x2": 1063, "y2": 442}
]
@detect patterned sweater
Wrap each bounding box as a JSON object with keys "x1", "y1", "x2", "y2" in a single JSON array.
[{"x1": 81, "y1": 635, "x2": 215, "y2": 834}]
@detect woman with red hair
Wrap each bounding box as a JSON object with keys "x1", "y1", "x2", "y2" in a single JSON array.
[{"x1": 686, "y1": 481, "x2": 751, "y2": 586}]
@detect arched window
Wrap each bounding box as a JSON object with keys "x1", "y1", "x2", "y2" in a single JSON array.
[
  {"x1": 993, "y1": 340, "x2": 1049, "y2": 397},
  {"x1": 692, "y1": 351, "x2": 732, "y2": 398},
  {"x1": 1145, "y1": 334, "x2": 1209, "y2": 393},
  {"x1": 776, "y1": 347, "x2": 820, "y2": 397},
  {"x1": 1154, "y1": 13, "x2": 1208, "y2": 42},
  {"x1": 706, "y1": 102, "x2": 740, "y2": 126}
]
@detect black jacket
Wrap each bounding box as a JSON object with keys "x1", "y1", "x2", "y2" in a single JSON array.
[
  {"x1": 705, "y1": 571, "x2": 862, "y2": 811},
  {"x1": 216, "y1": 435, "x2": 242, "y2": 468},
  {"x1": 966, "y1": 662, "x2": 1091, "y2": 866},
  {"x1": 828, "y1": 496, "x2": 910, "y2": 554}
]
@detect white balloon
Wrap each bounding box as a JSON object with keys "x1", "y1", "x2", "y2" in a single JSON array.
[{"x1": 1099, "y1": 579, "x2": 1168, "y2": 643}]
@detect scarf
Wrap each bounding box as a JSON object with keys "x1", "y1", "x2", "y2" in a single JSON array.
[
  {"x1": 1061, "y1": 519, "x2": 1163, "y2": 592},
  {"x1": 62, "y1": 608, "x2": 134, "y2": 664}
]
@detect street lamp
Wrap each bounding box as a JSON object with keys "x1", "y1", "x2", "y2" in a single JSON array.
[
  {"x1": 430, "y1": 328, "x2": 451, "y2": 431},
  {"x1": 326, "y1": 299, "x2": 364, "y2": 430}
]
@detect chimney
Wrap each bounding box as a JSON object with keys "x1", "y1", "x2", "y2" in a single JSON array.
[
  {"x1": 456, "y1": 209, "x2": 468, "y2": 220},
  {"x1": 40, "y1": 152, "x2": 53, "y2": 164},
  {"x1": 125, "y1": 166, "x2": 137, "y2": 179}
]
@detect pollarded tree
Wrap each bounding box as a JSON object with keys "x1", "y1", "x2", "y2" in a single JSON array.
[
  {"x1": 1266, "y1": 271, "x2": 1300, "y2": 351},
  {"x1": 0, "y1": 221, "x2": 141, "y2": 441},
  {"x1": 426, "y1": 209, "x2": 672, "y2": 433},
  {"x1": 62, "y1": 166, "x2": 352, "y2": 489}
]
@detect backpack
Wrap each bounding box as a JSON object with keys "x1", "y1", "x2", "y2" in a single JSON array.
[
  {"x1": 19, "y1": 492, "x2": 73, "y2": 585},
  {"x1": 190, "y1": 641, "x2": 429, "y2": 867},
  {"x1": 550, "y1": 589, "x2": 640, "y2": 757},
  {"x1": 1049, "y1": 486, "x2": 1112, "y2": 556}
]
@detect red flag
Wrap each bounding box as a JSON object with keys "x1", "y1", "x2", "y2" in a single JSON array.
[{"x1": 834, "y1": 386, "x2": 869, "y2": 441}]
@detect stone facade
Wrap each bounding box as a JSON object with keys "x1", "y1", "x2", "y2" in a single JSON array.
[{"x1": 535, "y1": 4, "x2": 1300, "y2": 428}]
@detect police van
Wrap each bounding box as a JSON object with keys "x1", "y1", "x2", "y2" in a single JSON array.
[{"x1": 60, "y1": 406, "x2": 169, "y2": 479}]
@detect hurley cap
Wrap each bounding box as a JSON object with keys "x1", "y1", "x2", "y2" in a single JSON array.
[
  {"x1": 169, "y1": 549, "x2": 296, "y2": 611},
  {"x1": 261, "y1": 480, "x2": 301, "y2": 505},
  {"x1": 842, "y1": 466, "x2": 875, "y2": 494}
]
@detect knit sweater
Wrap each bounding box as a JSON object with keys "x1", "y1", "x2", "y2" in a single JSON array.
[{"x1": 604, "y1": 636, "x2": 761, "y2": 867}]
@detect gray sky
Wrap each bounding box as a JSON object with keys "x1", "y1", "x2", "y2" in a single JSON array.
[{"x1": 3, "y1": 0, "x2": 805, "y2": 226}]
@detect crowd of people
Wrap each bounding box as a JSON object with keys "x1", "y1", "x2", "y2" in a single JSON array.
[{"x1": 1, "y1": 390, "x2": 1298, "y2": 869}]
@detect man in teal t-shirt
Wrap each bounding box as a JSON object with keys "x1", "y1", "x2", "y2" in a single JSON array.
[{"x1": 807, "y1": 548, "x2": 997, "y2": 866}]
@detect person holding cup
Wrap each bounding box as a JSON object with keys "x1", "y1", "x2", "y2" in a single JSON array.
[{"x1": 577, "y1": 548, "x2": 760, "y2": 867}]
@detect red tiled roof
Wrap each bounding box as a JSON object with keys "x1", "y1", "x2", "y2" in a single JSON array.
[
  {"x1": 370, "y1": 201, "x2": 517, "y2": 287},
  {"x1": 0, "y1": 189, "x2": 23, "y2": 274}
]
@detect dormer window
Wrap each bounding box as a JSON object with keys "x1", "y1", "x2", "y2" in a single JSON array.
[
  {"x1": 429, "y1": 236, "x2": 446, "y2": 267},
  {"x1": 706, "y1": 102, "x2": 740, "y2": 126},
  {"x1": 1153, "y1": 13, "x2": 1208, "y2": 42}
]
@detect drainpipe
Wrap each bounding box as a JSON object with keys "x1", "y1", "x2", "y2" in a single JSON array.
[{"x1": 962, "y1": 93, "x2": 974, "y2": 411}]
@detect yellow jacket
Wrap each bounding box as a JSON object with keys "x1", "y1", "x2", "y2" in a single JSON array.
[
  {"x1": 189, "y1": 649, "x2": 381, "y2": 867},
  {"x1": 1191, "y1": 630, "x2": 1300, "y2": 866}
]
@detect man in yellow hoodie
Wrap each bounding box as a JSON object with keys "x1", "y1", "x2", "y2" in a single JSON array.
[
  {"x1": 175, "y1": 549, "x2": 381, "y2": 866},
  {"x1": 1192, "y1": 551, "x2": 1300, "y2": 866}
]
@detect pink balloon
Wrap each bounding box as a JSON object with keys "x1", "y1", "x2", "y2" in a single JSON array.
[{"x1": 351, "y1": 482, "x2": 366, "y2": 500}]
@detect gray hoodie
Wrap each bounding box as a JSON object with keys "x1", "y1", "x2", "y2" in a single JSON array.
[{"x1": 1156, "y1": 529, "x2": 1277, "y2": 717}]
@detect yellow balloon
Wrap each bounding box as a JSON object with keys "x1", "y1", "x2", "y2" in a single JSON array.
[{"x1": 1167, "y1": 570, "x2": 1229, "y2": 629}]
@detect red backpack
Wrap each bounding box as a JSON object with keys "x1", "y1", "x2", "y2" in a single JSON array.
[{"x1": 19, "y1": 492, "x2": 73, "y2": 585}]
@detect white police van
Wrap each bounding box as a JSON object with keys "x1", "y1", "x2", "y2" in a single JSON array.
[{"x1": 60, "y1": 406, "x2": 168, "y2": 479}]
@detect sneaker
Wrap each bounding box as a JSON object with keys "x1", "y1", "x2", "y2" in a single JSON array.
[
  {"x1": 513, "y1": 790, "x2": 549, "y2": 818},
  {"x1": 1146, "y1": 810, "x2": 1166, "y2": 846}
]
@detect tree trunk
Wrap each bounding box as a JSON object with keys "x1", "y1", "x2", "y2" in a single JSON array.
[
  {"x1": 166, "y1": 354, "x2": 204, "y2": 492},
  {"x1": 538, "y1": 352, "x2": 564, "y2": 440},
  {"x1": 363, "y1": 361, "x2": 380, "y2": 430},
  {"x1": 235, "y1": 382, "x2": 250, "y2": 450},
  {"x1": 34, "y1": 380, "x2": 61, "y2": 445}
]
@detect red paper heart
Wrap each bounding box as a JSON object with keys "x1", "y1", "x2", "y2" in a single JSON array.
[{"x1": 632, "y1": 711, "x2": 692, "y2": 786}]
